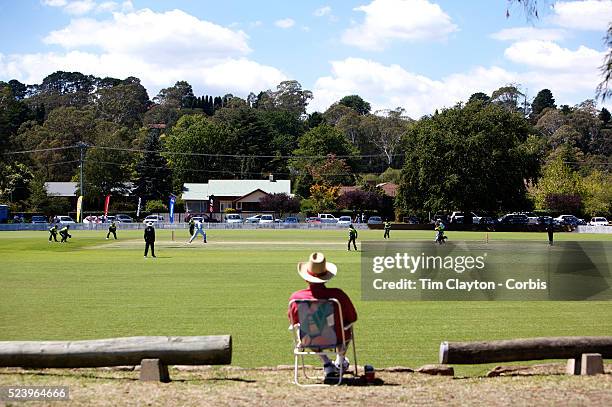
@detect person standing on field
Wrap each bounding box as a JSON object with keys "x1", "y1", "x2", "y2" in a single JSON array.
[
  {"x1": 189, "y1": 220, "x2": 207, "y2": 244},
  {"x1": 383, "y1": 219, "x2": 391, "y2": 239},
  {"x1": 546, "y1": 221, "x2": 554, "y2": 246},
  {"x1": 144, "y1": 222, "x2": 156, "y2": 258},
  {"x1": 348, "y1": 224, "x2": 358, "y2": 251},
  {"x1": 49, "y1": 224, "x2": 58, "y2": 242},
  {"x1": 106, "y1": 221, "x2": 117, "y2": 240}
]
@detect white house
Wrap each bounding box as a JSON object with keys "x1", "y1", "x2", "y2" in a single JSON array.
[{"x1": 182, "y1": 179, "x2": 291, "y2": 213}]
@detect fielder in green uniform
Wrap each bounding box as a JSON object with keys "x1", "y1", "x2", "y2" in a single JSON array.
[
  {"x1": 49, "y1": 225, "x2": 58, "y2": 242},
  {"x1": 188, "y1": 218, "x2": 195, "y2": 237},
  {"x1": 348, "y1": 224, "x2": 358, "y2": 251},
  {"x1": 59, "y1": 225, "x2": 72, "y2": 243},
  {"x1": 106, "y1": 221, "x2": 117, "y2": 240}
]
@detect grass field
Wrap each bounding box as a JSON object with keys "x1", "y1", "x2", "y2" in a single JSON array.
[{"x1": 1, "y1": 228, "x2": 611, "y2": 376}]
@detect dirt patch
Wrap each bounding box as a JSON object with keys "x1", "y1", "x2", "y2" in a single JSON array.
[{"x1": 1, "y1": 365, "x2": 611, "y2": 406}]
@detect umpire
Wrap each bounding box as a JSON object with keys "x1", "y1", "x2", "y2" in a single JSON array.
[{"x1": 144, "y1": 221, "x2": 156, "y2": 258}]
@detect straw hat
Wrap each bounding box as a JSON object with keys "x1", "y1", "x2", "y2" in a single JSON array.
[{"x1": 297, "y1": 252, "x2": 337, "y2": 283}]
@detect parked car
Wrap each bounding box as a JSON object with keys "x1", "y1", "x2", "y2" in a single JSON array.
[
  {"x1": 245, "y1": 214, "x2": 262, "y2": 223},
  {"x1": 589, "y1": 217, "x2": 609, "y2": 226},
  {"x1": 225, "y1": 214, "x2": 243, "y2": 224},
  {"x1": 518, "y1": 212, "x2": 539, "y2": 225},
  {"x1": 554, "y1": 214, "x2": 585, "y2": 226},
  {"x1": 337, "y1": 216, "x2": 352, "y2": 226},
  {"x1": 284, "y1": 216, "x2": 299, "y2": 224},
  {"x1": 367, "y1": 216, "x2": 383, "y2": 224},
  {"x1": 104, "y1": 215, "x2": 116, "y2": 223},
  {"x1": 259, "y1": 214, "x2": 274, "y2": 224},
  {"x1": 57, "y1": 215, "x2": 76, "y2": 225},
  {"x1": 318, "y1": 213, "x2": 338, "y2": 224},
  {"x1": 115, "y1": 214, "x2": 133, "y2": 223},
  {"x1": 31, "y1": 215, "x2": 48, "y2": 224},
  {"x1": 497, "y1": 213, "x2": 529, "y2": 225},
  {"x1": 403, "y1": 215, "x2": 420, "y2": 224},
  {"x1": 305, "y1": 217, "x2": 321, "y2": 224},
  {"x1": 143, "y1": 214, "x2": 163, "y2": 224},
  {"x1": 537, "y1": 216, "x2": 554, "y2": 225},
  {"x1": 450, "y1": 211, "x2": 481, "y2": 224}
]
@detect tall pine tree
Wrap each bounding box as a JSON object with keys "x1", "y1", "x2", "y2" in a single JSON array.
[{"x1": 133, "y1": 128, "x2": 172, "y2": 202}]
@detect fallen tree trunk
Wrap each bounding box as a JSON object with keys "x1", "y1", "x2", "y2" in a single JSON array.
[
  {"x1": 440, "y1": 336, "x2": 612, "y2": 364},
  {"x1": 0, "y1": 336, "x2": 231, "y2": 368}
]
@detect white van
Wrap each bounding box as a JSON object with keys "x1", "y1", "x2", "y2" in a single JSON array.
[{"x1": 318, "y1": 214, "x2": 338, "y2": 223}]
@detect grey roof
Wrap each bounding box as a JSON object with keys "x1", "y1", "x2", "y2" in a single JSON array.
[
  {"x1": 45, "y1": 182, "x2": 77, "y2": 197},
  {"x1": 182, "y1": 180, "x2": 291, "y2": 201},
  {"x1": 44, "y1": 182, "x2": 134, "y2": 197}
]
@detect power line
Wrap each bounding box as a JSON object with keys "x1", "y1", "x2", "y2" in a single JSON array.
[
  {"x1": 90, "y1": 145, "x2": 404, "y2": 159},
  {"x1": 86, "y1": 159, "x2": 385, "y2": 177},
  {"x1": 2, "y1": 145, "x2": 77, "y2": 155}
]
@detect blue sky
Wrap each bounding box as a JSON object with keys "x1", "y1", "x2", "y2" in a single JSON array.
[{"x1": 1, "y1": 0, "x2": 611, "y2": 116}]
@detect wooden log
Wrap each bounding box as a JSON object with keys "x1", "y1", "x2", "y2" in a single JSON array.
[
  {"x1": 0, "y1": 335, "x2": 231, "y2": 368},
  {"x1": 440, "y1": 336, "x2": 612, "y2": 364}
]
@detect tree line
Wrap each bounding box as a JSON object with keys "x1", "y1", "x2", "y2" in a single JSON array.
[{"x1": 0, "y1": 71, "x2": 610, "y2": 219}]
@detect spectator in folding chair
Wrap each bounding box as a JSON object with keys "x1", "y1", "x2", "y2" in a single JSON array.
[{"x1": 288, "y1": 252, "x2": 358, "y2": 383}]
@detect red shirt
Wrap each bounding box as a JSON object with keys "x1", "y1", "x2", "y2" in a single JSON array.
[{"x1": 288, "y1": 284, "x2": 358, "y2": 339}]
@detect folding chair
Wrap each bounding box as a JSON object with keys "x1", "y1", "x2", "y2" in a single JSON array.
[{"x1": 289, "y1": 298, "x2": 359, "y2": 386}]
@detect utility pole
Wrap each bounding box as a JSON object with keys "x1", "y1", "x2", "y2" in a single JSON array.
[{"x1": 76, "y1": 142, "x2": 89, "y2": 196}]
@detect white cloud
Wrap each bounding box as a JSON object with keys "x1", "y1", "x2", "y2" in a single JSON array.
[
  {"x1": 311, "y1": 58, "x2": 515, "y2": 117},
  {"x1": 314, "y1": 6, "x2": 332, "y2": 17},
  {"x1": 491, "y1": 27, "x2": 566, "y2": 42},
  {"x1": 44, "y1": 9, "x2": 251, "y2": 60},
  {"x1": 342, "y1": 0, "x2": 458, "y2": 50},
  {"x1": 505, "y1": 40, "x2": 605, "y2": 71},
  {"x1": 42, "y1": 0, "x2": 68, "y2": 6},
  {"x1": 63, "y1": 0, "x2": 96, "y2": 15},
  {"x1": 274, "y1": 18, "x2": 295, "y2": 29},
  {"x1": 42, "y1": 0, "x2": 133, "y2": 14},
  {"x1": 311, "y1": 52, "x2": 604, "y2": 116},
  {"x1": 552, "y1": 0, "x2": 612, "y2": 31},
  {"x1": 1, "y1": 8, "x2": 286, "y2": 97}
]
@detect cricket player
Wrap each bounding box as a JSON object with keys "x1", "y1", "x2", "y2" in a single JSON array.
[
  {"x1": 348, "y1": 224, "x2": 358, "y2": 251},
  {"x1": 59, "y1": 225, "x2": 72, "y2": 243},
  {"x1": 188, "y1": 218, "x2": 195, "y2": 237},
  {"x1": 189, "y1": 220, "x2": 207, "y2": 244},
  {"x1": 383, "y1": 220, "x2": 391, "y2": 239},
  {"x1": 49, "y1": 224, "x2": 58, "y2": 242},
  {"x1": 106, "y1": 221, "x2": 117, "y2": 240}
]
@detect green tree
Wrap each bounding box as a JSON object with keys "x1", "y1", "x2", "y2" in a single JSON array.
[
  {"x1": 212, "y1": 106, "x2": 275, "y2": 177},
  {"x1": 154, "y1": 81, "x2": 195, "y2": 108},
  {"x1": 309, "y1": 184, "x2": 340, "y2": 213},
  {"x1": 338, "y1": 95, "x2": 371, "y2": 115},
  {"x1": 94, "y1": 77, "x2": 149, "y2": 127},
  {"x1": 133, "y1": 128, "x2": 172, "y2": 201},
  {"x1": 468, "y1": 92, "x2": 490, "y2": 104},
  {"x1": 491, "y1": 85, "x2": 525, "y2": 113},
  {"x1": 164, "y1": 114, "x2": 231, "y2": 189},
  {"x1": 397, "y1": 102, "x2": 537, "y2": 216},
  {"x1": 531, "y1": 89, "x2": 556, "y2": 117},
  {"x1": 529, "y1": 156, "x2": 583, "y2": 211},
  {"x1": 289, "y1": 124, "x2": 357, "y2": 196},
  {"x1": 0, "y1": 83, "x2": 31, "y2": 152},
  {"x1": 581, "y1": 170, "x2": 612, "y2": 217}
]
